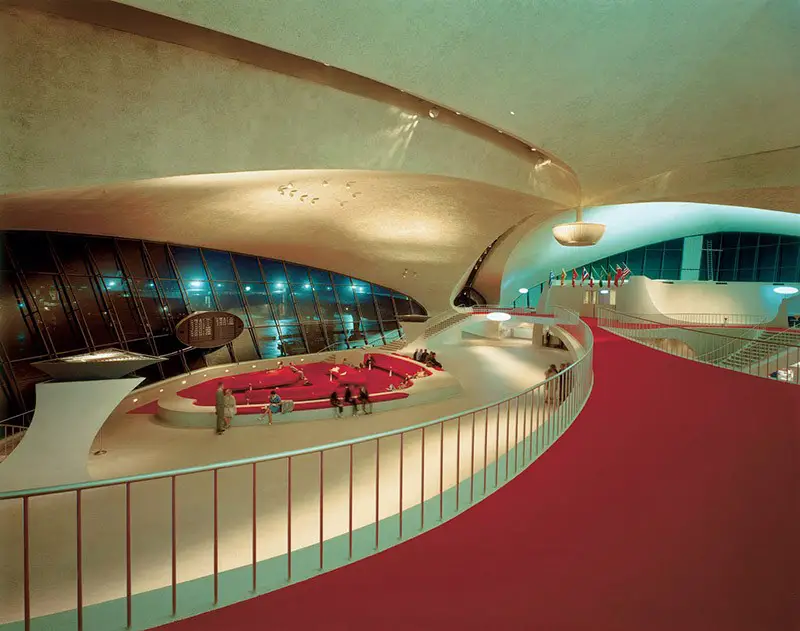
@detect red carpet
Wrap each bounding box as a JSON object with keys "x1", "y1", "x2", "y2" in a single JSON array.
[
  {"x1": 130, "y1": 355, "x2": 428, "y2": 414},
  {"x1": 157, "y1": 322, "x2": 800, "y2": 631}
]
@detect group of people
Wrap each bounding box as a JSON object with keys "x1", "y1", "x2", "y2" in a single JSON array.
[
  {"x1": 215, "y1": 382, "x2": 282, "y2": 434},
  {"x1": 544, "y1": 363, "x2": 571, "y2": 404},
  {"x1": 330, "y1": 385, "x2": 372, "y2": 417},
  {"x1": 411, "y1": 348, "x2": 443, "y2": 369}
]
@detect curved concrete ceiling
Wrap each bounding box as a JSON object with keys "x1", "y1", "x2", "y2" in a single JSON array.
[
  {"x1": 0, "y1": 6, "x2": 576, "y2": 206},
  {"x1": 114, "y1": 0, "x2": 800, "y2": 201},
  {"x1": 0, "y1": 170, "x2": 564, "y2": 313}
]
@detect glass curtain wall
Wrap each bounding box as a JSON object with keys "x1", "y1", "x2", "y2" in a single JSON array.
[
  {"x1": 0, "y1": 231, "x2": 426, "y2": 420},
  {"x1": 517, "y1": 232, "x2": 800, "y2": 296},
  {"x1": 700, "y1": 232, "x2": 800, "y2": 282}
]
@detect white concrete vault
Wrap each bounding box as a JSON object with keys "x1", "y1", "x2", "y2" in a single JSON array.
[{"x1": 0, "y1": 170, "x2": 566, "y2": 313}]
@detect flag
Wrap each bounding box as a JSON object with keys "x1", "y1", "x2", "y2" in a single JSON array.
[
  {"x1": 560, "y1": 269, "x2": 566, "y2": 286},
  {"x1": 607, "y1": 268, "x2": 613, "y2": 286},
  {"x1": 598, "y1": 266, "x2": 605, "y2": 288},
  {"x1": 581, "y1": 267, "x2": 589, "y2": 285},
  {"x1": 589, "y1": 267, "x2": 595, "y2": 288},
  {"x1": 621, "y1": 263, "x2": 631, "y2": 283},
  {"x1": 571, "y1": 268, "x2": 578, "y2": 287},
  {"x1": 614, "y1": 264, "x2": 623, "y2": 287},
  {"x1": 548, "y1": 270, "x2": 555, "y2": 287}
]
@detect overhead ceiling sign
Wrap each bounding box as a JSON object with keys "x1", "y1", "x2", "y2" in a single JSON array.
[{"x1": 175, "y1": 311, "x2": 244, "y2": 349}]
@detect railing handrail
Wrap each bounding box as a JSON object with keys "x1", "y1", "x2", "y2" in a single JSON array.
[
  {"x1": 0, "y1": 307, "x2": 590, "y2": 500},
  {"x1": 596, "y1": 308, "x2": 800, "y2": 348}
]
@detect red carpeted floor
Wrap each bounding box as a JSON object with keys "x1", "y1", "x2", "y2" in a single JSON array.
[{"x1": 156, "y1": 322, "x2": 800, "y2": 631}]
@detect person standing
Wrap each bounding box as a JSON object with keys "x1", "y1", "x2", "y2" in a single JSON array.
[
  {"x1": 223, "y1": 388, "x2": 237, "y2": 430},
  {"x1": 215, "y1": 382, "x2": 226, "y2": 435}
]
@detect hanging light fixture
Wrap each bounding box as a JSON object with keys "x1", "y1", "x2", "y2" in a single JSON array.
[{"x1": 552, "y1": 207, "x2": 606, "y2": 247}]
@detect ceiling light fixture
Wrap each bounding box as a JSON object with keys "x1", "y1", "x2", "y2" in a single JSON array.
[
  {"x1": 773, "y1": 286, "x2": 799, "y2": 295},
  {"x1": 428, "y1": 107, "x2": 440, "y2": 119},
  {"x1": 518, "y1": 288, "x2": 529, "y2": 294},
  {"x1": 552, "y1": 207, "x2": 606, "y2": 247}
]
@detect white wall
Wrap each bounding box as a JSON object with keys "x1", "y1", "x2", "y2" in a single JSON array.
[{"x1": 617, "y1": 277, "x2": 796, "y2": 325}]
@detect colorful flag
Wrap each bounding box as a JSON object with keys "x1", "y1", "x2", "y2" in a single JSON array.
[
  {"x1": 589, "y1": 267, "x2": 595, "y2": 288},
  {"x1": 581, "y1": 267, "x2": 589, "y2": 285},
  {"x1": 548, "y1": 270, "x2": 555, "y2": 287},
  {"x1": 607, "y1": 268, "x2": 613, "y2": 286},
  {"x1": 560, "y1": 269, "x2": 566, "y2": 286},
  {"x1": 621, "y1": 263, "x2": 631, "y2": 283},
  {"x1": 598, "y1": 266, "x2": 605, "y2": 288},
  {"x1": 571, "y1": 268, "x2": 578, "y2": 287},
  {"x1": 614, "y1": 264, "x2": 623, "y2": 287}
]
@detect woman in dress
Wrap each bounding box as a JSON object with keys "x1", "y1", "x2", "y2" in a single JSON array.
[{"x1": 223, "y1": 388, "x2": 237, "y2": 430}]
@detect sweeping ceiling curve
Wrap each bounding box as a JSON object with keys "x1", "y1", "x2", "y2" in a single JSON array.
[{"x1": 112, "y1": 0, "x2": 800, "y2": 201}]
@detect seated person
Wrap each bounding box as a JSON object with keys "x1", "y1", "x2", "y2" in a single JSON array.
[
  {"x1": 400, "y1": 375, "x2": 413, "y2": 389},
  {"x1": 415, "y1": 370, "x2": 427, "y2": 379},
  {"x1": 343, "y1": 385, "x2": 358, "y2": 415},
  {"x1": 426, "y1": 352, "x2": 442, "y2": 369},
  {"x1": 260, "y1": 389, "x2": 282, "y2": 425},
  {"x1": 330, "y1": 391, "x2": 344, "y2": 417},
  {"x1": 364, "y1": 355, "x2": 376, "y2": 369},
  {"x1": 358, "y1": 386, "x2": 373, "y2": 414}
]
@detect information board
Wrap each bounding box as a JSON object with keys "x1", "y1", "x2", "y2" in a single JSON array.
[{"x1": 175, "y1": 311, "x2": 245, "y2": 349}]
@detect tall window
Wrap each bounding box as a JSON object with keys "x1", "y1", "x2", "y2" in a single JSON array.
[{"x1": 0, "y1": 232, "x2": 427, "y2": 421}]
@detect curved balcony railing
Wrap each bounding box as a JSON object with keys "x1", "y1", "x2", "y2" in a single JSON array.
[
  {"x1": 0, "y1": 307, "x2": 593, "y2": 631},
  {"x1": 597, "y1": 307, "x2": 799, "y2": 384}
]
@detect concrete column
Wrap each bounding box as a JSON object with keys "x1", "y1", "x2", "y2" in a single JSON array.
[{"x1": 0, "y1": 378, "x2": 143, "y2": 491}]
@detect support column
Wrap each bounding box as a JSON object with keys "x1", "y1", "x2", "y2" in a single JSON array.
[{"x1": 0, "y1": 378, "x2": 143, "y2": 491}]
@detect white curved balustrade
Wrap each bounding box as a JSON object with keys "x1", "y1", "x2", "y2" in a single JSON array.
[{"x1": 0, "y1": 308, "x2": 593, "y2": 631}]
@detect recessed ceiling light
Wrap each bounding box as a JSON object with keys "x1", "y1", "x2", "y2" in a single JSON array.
[
  {"x1": 510, "y1": 111, "x2": 515, "y2": 115},
  {"x1": 773, "y1": 286, "x2": 798, "y2": 295}
]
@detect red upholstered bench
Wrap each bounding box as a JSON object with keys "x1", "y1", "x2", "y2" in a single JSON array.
[
  {"x1": 180, "y1": 367, "x2": 302, "y2": 405},
  {"x1": 368, "y1": 354, "x2": 430, "y2": 379},
  {"x1": 236, "y1": 391, "x2": 409, "y2": 414}
]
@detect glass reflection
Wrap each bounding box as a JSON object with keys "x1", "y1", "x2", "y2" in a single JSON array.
[{"x1": 0, "y1": 231, "x2": 426, "y2": 421}]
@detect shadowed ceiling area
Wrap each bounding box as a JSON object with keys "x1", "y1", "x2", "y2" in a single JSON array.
[
  {"x1": 119, "y1": 0, "x2": 800, "y2": 199},
  {"x1": 0, "y1": 170, "x2": 564, "y2": 312}
]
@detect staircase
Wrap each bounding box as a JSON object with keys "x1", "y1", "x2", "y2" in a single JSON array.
[
  {"x1": 381, "y1": 337, "x2": 408, "y2": 352},
  {"x1": 716, "y1": 327, "x2": 800, "y2": 372},
  {"x1": 421, "y1": 311, "x2": 471, "y2": 339}
]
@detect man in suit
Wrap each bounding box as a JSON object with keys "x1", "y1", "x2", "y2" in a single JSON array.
[{"x1": 215, "y1": 382, "x2": 226, "y2": 434}]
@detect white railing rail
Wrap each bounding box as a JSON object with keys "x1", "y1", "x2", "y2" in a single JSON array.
[{"x1": 597, "y1": 307, "x2": 799, "y2": 384}]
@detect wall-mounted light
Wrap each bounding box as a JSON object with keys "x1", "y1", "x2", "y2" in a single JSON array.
[
  {"x1": 600, "y1": 289, "x2": 610, "y2": 295},
  {"x1": 428, "y1": 107, "x2": 440, "y2": 119}
]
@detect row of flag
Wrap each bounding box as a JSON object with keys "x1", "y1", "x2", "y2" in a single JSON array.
[{"x1": 548, "y1": 264, "x2": 631, "y2": 288}]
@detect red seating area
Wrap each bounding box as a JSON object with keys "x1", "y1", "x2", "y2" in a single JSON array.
[
  {"x1": 159, "y1": 355, "x2": 425, "y2": 415},
  {"x1": 368, "y1": 353, "x2": 431, "y2": 378}
]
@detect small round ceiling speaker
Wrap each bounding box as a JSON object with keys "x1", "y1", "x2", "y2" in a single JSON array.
[{"x1": 486, "y1": 312, "x2": 512, "y2": 322}]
